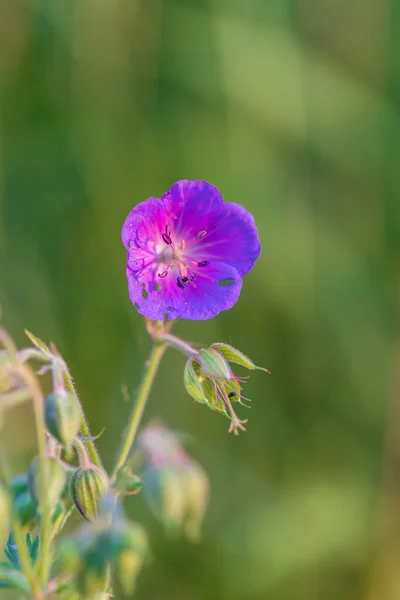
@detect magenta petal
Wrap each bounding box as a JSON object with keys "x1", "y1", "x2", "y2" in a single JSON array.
[
  {"x1": 121, "y1": 197, "x2": 165, "y2": 248},
  {"x1": 162, "y1": 180, "x2": 224, "y2": 237},
  {"x1": 179, "y1": 262, "x2": 242, "y2": 320},
  {"x1": 193, "y1": 202, "x2": 261, "y2": 276},
  {"x1": 126, "y1": 261, "x2": 242, "y2": 321},
  {"x1": 121, "y1": 180, "x2": 260, "y2": 321}
]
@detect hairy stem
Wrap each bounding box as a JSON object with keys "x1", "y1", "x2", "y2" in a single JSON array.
[
  {"x1": 62, "y1": 364, "x2": 103, "y2": 470},
  {"x1": 111, "y1": 342, "x2": 167, "y2": 481},
  {"x1": 157, "y1": 333, "x2": 197, "y2": 357},
  {"x1": 17, "y1": 365, "x2": 52, "y2": 591}
]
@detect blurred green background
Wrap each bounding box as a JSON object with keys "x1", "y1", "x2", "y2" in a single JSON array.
[{"x1": 1, "y1": 0, "x2": 400, "y2": 598}]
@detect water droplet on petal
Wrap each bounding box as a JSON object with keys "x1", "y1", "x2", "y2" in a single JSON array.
[
  {"x1": 197, "y1": 261, "x2": 209, "y2": 267},
  {"x1": 195, "y1": 230, "x2": 207, "y2": 239}
]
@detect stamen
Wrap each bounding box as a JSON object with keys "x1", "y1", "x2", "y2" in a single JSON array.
[
  {"x1": 197, "y1": 261, "x2": 209, "y2": 267},
  {"x1": 180, "y1": 239, "x2": 186, "y2": 251},
  {"x1": 162, "y1": 233, "x2": 172, "y2": 245},
  {"x1": 158, "y1": 270, "x2": 168, "y2": 278},
  {"x1": 176, "y1": 277, "x2": 188, "y2": 290},
  {"x1": 181, "y1": 276, "x2": 189, "y2": 284},
  {"x1": 127, "y1": 258, "x2": 144, "y2": 276},
  {"x1": 165, "y1": 224, "x2": 171, "y2": 236},
  {"x1": 195, "y1": 230, "x2": 207, "y2": 239}
]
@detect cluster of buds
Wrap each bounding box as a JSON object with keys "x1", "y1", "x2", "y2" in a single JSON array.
[
  {"x1": 55, "y1": 493, "x2": 149, "y2": 598},
  {"x1": 184, "y1": 343, "x2": 269, "y2": 434},
  {"x1": 138, "y1": 422, "x2": 209, "y2": 541}
]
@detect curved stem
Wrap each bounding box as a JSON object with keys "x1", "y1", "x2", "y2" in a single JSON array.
[
  {"x1": 73, "y1": 436, "x2": 91, "y2": 468},
  {"x1": 62, "y1": 364, "x2": 103, "y2": 470},
  {"x1": 158, "y1": 333, "x2": 197, "y2": 357},
  {"x1": 111, "y1": 342, "x2": 167, "y2": 481},
  {"x1": 15, "y1": 364, "x2": 51, "y2": 593}
]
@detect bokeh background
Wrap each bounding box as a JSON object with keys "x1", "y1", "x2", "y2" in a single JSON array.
[{"x1": 1, "y1": 0, "x2": 400, "y2": 598}]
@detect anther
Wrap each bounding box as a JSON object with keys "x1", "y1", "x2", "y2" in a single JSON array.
[
  {"x1": 197, "y1": 261, "x2": 209, "y2": 267},
  {"x1": 158, "y1": 270, "x2": 168, "y2": 278},
  {"x1": 176, "y1": 277, "x2": 187, "y2": 290},
  {"x1": 195, "y1": 230, "x2": 207, "y2": 239},
  {"x1": 181, "y1": 276, "x2": 189, "y2": 284},
  {"x1": 162, "y1": 233, "x2": 172, "y2": 245}
]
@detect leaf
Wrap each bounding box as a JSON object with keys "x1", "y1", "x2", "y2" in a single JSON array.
[
  {"x1": 79, "y1": 428, "x2": 106, "y2": 443},
  {"x1": 0, "y1": 566, "x2": 30, "y2": 592},
  {"x1": 24, "y1": 330, "x2": 51, "y2": 356},
  {"x1": 211, "y1": 343, "x2": 270, "y2": 373}
]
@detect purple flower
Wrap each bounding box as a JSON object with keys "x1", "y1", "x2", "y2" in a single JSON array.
[{"x1": 121, "y1": 180, "x2": 261, "y2": 320}]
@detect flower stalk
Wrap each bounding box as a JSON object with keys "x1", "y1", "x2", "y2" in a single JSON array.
[{"x1": 111, "y1": 341, "x2": 167, "y2": 482}]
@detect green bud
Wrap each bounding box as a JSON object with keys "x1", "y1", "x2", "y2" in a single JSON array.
[
  {"x1": 0, "y1": 483, "x2": 10, "y2": 549},
  {"x1": 184, "y1": 359, "x2": 205, "y2": 403},
  {"x1": 54, "y1": 538, "x2": 85, "y2": 577},
  {"x1": 112, "y1": 523, "x2": 149, "y2": 595},
  {"x1": 196, "y1": 348, "x2": 233, "y2": 380},
  {"x1": 8, "y1": 473, "x2": 29, "y2": 500},
  {"x1": 44, "y1": 392, "x2": 82, "y2": 452},
  {"x1": 145, "y1": 468, "x2": 186, "y2": 535},
  {"x1": 28, "y1": 457, "x2": 66, "y2": 507},
  {"x1": 13, "y1": 491, "x2": 38, "y2": 527},
  {"x1": 70, "y1": 467, "x2": 109, "y2": 522},
  {"x1": 182, "y1": 461, "x2": 210, "y2": 542},
  {"x1": 211, "y1": 342, "x2": 270, "y2": 372},
  {"x1": 113, "y1": 465, "x2": 142, "y2": 496}
]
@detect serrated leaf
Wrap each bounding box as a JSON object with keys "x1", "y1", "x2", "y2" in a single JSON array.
[
  {"x1": 24, "y1": 330, "x2": 51, "y2": 356},
  {"x1": 0, "y1": 567, "x2": 30, "y2": 592}
]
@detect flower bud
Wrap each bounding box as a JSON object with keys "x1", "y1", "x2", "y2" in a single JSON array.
[
  {"x1": 139, "y1": 423, "x2": 210, "y2": 540},
  {"x1": 28, "y1": 457, "x2": 66, "y2": 507},
  {"x1": 182, "y1": 461, "x2": 210, "y2": 542},
  {"x1": 81, "y1": 521, "x2": 148, "y2": 597},
  {"x1": 8, "y1": 473, "x2": 28, "y2": 500},
  {"x1": 54, "y1": 524, "x2": 94, "y2": 577},
  {"x1": 183, "y1": 360, "x2": 205, "y2": 403},
  {"x1": 12, "y1": 491, "x2": 38, "y2": 527},
  {"x1": 182, "y1": 343, "x2": 269, "y2": 434},
  {"x1": 44, "y1": 392, "x2": 82, "y2": 452},
  {"x1": 196, "y1": 348, "x2": 233, "y2": 380},
  {"x1": 113, "y1": 465, "x2": 142, "y2": 496},
  {"x1": 70, "y1": 466, "x2": 109, "y2": 522},
  {"x1": 111, "y1": 523, "x2": 149, "y2": 595},
  {"x1": 0, "y1": 483, "x2": 10, "y2": 550}
]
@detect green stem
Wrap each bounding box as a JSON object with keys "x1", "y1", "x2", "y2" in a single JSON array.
[
  {"x1": 62, "y1": 364, "x2": 103, "y2": 470},
  {"x1": 158, "y1": 333, "x2": 197, "y2": 357},
  {"x1": 16, "y1": 364, "x2": 51, "y2": 592},
  {"x1": 73, "y1": 436, "x2": 91, "y2": 468},
  {"x1": 111, "y1": 342, "x2": 167, "y2": 481}
]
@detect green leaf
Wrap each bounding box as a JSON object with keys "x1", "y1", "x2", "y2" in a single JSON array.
[
  {"x1": 211, "y1": 343, "x2": 270, "y2": 373},
  {"x1": 0, "y1": 566, "x2": 30, "y2": 592},
  {"x1": 24, "y1": 330, "x2": 51, "y2": 356},
  {"x1": 79, "y1": 428, "x2": 106, "y2": 443}
]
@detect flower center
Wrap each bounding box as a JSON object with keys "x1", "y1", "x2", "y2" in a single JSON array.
[{"x1": 155, "y1": 225, "x2": 209, "y2": 289}]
